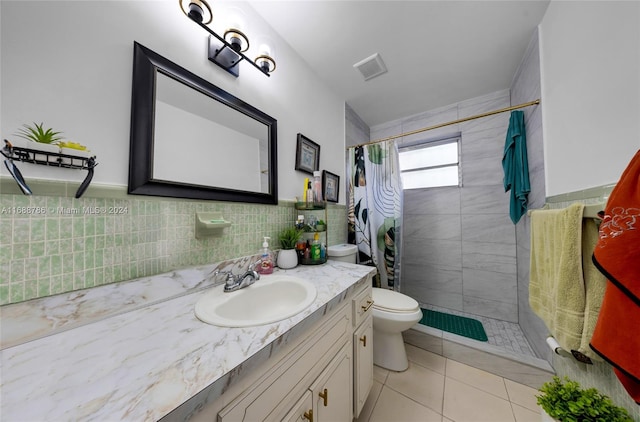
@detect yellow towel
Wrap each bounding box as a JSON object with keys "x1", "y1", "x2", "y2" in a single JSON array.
[
  {"x1": 529, "y1": 203, "x2": 585, "y2": 353},
  {"x1": 578, "y1": 218, "x2": 606, "y2": 361}
]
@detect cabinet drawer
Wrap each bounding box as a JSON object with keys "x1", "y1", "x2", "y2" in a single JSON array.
[
  {"x1": 352, "y1": 285, "x2": 373, "y2": 328},
  {"x1": 282, "y1": 391, "x2": 313, "y2": 422}
]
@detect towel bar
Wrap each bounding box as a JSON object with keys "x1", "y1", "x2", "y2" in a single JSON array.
[{"x1": 527, "y1": 203, "x2": 605, "y2": 219}]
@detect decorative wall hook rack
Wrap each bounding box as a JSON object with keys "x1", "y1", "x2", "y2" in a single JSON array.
[{"x1": 2, "y1": 139, "x2": 97, "y2": 198}]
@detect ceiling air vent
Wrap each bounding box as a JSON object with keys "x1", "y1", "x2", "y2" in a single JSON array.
[{"x1": 353, "y1": 53, "x2": 388, "y2": 81}]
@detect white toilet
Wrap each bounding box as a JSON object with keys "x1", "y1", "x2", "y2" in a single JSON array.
[
  {"x1": 371, "y1": 288, "x2": 422, "y2": 371},
  {"x1": 326, "y1": 244, "x2": 423, "y2": 372},
  {"x1": 326, "y1": 243, "x2": 359, "y2": 262}
]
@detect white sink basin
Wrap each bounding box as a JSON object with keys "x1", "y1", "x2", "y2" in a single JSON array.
[{"x1": 195, "y1": 275, "x2": 317, "y2": 327}]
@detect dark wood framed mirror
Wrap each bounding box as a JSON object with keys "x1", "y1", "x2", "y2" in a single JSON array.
[{"x1": 128, "y1": 42, "x2": 278, "y2": 204}]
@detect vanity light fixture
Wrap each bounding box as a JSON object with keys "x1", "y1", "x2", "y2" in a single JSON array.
[{"x1": 179, "y1": 0, "x2": 276, "y2": 77}]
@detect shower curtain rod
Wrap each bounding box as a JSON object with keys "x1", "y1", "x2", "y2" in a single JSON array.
[{"x1": 347, "y1": 99, "x2": 540, "y2": 150}]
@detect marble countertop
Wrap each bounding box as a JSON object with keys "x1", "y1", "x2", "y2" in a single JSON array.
[{"x1": 0, "y1": 260, "x2": 374, "y2": 421}]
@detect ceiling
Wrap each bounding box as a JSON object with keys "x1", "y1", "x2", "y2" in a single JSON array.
[{"x1": 249, "y1": 0, "x2": 550, "y2": 128}]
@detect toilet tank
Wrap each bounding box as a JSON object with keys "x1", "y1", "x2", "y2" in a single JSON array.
[{"x1": 327, "y1": 244, "x2": 358, "y2": 263}]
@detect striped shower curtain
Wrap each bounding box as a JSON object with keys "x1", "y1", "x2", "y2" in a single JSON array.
[{"x1": 347, "y1": 141, "x2": 403, "y2": 290}]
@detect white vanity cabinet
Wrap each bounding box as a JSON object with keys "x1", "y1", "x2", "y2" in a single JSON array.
[
  {"x1": 207, "y1": 279, "x2": 373, "y2": 422},
  {"x1": 352, "y1": 285, "x2": 374, "y2": 418}
]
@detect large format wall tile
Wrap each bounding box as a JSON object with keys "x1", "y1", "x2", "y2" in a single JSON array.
[
  {"x1": 346, "y1": 103, "x2": 370, "y2": 148},
  {"x1": 461, "y1": 214, "x2": 516, "y2": 244},
  {"x1": 403, "y1": 238, "x2": 462, "y2": 269},
  {"x1": 403, "y1": 214, "x2": 461, "y2": 241},
  {"x1": 399, "y1": 104, "x2": 460, "y2": 145},
  {"x1": 463, "y1": 295, "x2": 518, "y2": 323},
  {"x1": 460, "y1": 185, "x2": 510, "y2": 215},
  {"x1": 403, "y1": 263, "x2": 462, "y2": 295},
  {"x1": 462, "y1": 268, "x2": 517, "y2": 303},
  {"x1": 462, "y1": 241, "x2": 517, "y2": 274},
  {"x1": 404, "y1": 188, "x2": 460, "y2": 215}
]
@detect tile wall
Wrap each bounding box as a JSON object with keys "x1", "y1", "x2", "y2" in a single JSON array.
[
  {"x1": 509, "y1": 28, "x2": 550, "y2": 361},
  {"x1": 372, "y1": 89, "x2": 519, "y2": 323},
  {"x1": 346, "y1": 103, "x2": 370, "y2": 148},
  {"x1": 0, "y1": 184, "x2": 346, "y2": 305}
]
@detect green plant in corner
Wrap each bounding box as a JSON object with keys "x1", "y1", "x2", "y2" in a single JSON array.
[
  {"x1": 278, "y1": 227, "x2": 303, "y2": 250},
  {"x1": 15, "y1": 122, "x2": 63, "y2": 144},
  {"x1": 537, "y1": 376, "x2": 632, "y2": 422}
]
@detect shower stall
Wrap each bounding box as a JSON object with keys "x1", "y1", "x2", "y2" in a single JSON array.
[{"x1": 347, "y1": 75, "x2": 550, "y2": 380}]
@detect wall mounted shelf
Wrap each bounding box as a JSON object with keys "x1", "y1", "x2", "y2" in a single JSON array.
[
  {"x1": 1, "y1": 140, "x2": 97, "y2": 198},
  {"x1": 294, "y1": 201, "x2": 328, "y2": 265}
]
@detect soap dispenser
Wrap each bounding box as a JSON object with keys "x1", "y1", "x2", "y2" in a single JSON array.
[{"x1": 258, "y1": 237, "x2": 274, "y2": 275}]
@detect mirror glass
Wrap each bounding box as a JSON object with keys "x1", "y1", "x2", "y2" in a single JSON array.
[{"x1": 128, "y1": 42, "x2": 278, "y2": 204}]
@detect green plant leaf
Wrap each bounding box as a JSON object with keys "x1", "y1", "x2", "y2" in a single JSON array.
[
  {"x1": 537, "y1": 377, "x2": 632, "y2": 421},
  {"x1": 15, "y1": 122, "x2": 63, "y2": 144}
]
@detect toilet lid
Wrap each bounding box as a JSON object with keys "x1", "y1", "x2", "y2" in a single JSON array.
[{"x1": 372, "y1": 288, "x2": 420, "y2": 313}]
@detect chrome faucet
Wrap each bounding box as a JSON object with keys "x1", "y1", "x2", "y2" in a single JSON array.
[{"x1": 214, "y1": 260, "x2": 262, "y2": 293}]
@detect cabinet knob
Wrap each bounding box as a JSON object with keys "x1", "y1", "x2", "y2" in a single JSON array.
[
  {"x1": 303, "y1": 409, "x2": 313, "y2": 422},
  {"x1": 359, "y1": 335, "x2": 367, "y2": 347},
  {"x1": 361, "y1": 300, "x2": 374, "y2": 312},
  {"x1": 318, "y1": 388, "x2": 328, "y2": 406}
]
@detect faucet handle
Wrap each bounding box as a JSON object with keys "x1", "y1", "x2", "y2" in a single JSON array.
[
  {"x1": 213, "y1": 269, "x2": 236, "y2": 282},
  {"x1": 248, "y1": 259, "x2": 263, "y2": 272}
]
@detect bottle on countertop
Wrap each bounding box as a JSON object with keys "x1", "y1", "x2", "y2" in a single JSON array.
[
  {"x1": 311, "y1": 232, "x2": 321, "y2": 260},
  {"x1": 257, "y1": 236, "x2": 274, "y2": 275}
]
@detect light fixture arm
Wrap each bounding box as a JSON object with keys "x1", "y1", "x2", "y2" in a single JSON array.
[{"x1": 186, "y1": 14, "x2": 271, "y2": 77}]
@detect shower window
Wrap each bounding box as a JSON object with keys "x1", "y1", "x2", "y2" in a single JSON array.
[{"x1": 398, "y1": 134, "x2": 461, "y2": 189}]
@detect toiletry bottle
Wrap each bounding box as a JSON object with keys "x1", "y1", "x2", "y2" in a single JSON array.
[
  {"x1": 306, "y1": 181, "x2": 314, "y2": 208},
  {"x1": 311, "y1": 232, "x2": 321, "y2": 260},
  {"x1": 313, "y1": 171, "x2": 322, "y2": 204},
  {"x1": 302, "y1": 178, "x2": 309, "y2": 204},
  {"x1": 304, "y1": 240, "x2": 310, "y2": 259},
  {"x1": 258, "y1": 237, "x2": 274, "y2": 274}
]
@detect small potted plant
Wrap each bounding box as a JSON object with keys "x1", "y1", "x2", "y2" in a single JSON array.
[
  {"x1": 537, "y1": 376, "x2": 632, "y2": 422},
  {"x1": 277, "y1": 227, "x2": 303, "y2": 269},
  {"x1": 315, "y1": 219, "x2": 326, "y2": 232},
  {"x1": 14, "y1": 122, "x2": 63, "y2": 162}
]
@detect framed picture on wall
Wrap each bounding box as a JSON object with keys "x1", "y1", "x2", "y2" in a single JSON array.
[
  {"x1": 323, "y1": 170, "x2": 340, "y2": 202},
  {"x1": 295, "y1": 133, "x2": 320, "y2": 174}
]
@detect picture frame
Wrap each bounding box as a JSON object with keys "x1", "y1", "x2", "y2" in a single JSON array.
[
  {"x1": 322, "y1": 170, "x2": 340, "y2": 203},
  {"x1": 295, "y1": 133, "x2": 320, "y2": 175}
]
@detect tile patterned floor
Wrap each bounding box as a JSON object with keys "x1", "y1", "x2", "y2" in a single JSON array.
[
  {"x1": 356, "y1": 344, "x2": 542, "y2": 422},
  {"x1": 422, "y1": 304, "x2": 536, "y2": 358}
]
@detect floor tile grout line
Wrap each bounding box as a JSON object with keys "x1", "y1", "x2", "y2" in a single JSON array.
[
  {"x1": 407, "y1": 356, "x2": 529, "y2": 410},
  {"x1": 379, "y1": 382, "x2": 445, "y2": 417},
  {"x1": 370, "y1": 346, "x2": 541, "y2": 421}
]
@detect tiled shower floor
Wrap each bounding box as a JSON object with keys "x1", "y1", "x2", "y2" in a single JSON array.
[{"x1": 420, "y1": 304, "x2": 537, "y2": 358}]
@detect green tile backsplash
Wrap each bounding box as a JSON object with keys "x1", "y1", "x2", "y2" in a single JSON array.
[{"x1": 0, "y1": 185, "x2": 347, "y2": 305}]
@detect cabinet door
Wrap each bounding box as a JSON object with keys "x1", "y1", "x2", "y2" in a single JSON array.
[
  {"x1": 282, "y1": 391, "x2": 314, "y2": 422},
  {"x1": 354, "y1": 313, "x2": 373, "y2": 418},
  {"x1": 310, "y1": 344, "x2": 352, "y2": 422}
]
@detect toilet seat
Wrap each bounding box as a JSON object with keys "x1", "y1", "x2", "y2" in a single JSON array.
[{"x1": 372, "y1": 288, "x2": 420, "y2": 313}]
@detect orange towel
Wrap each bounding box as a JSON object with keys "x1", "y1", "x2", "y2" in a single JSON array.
[{"x1": 590, "y1": 149, "x2": 640, "y2": 404}]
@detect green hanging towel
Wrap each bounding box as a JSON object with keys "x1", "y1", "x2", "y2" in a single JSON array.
[{"x1": 502, "y1": 110, "x2": 530, "y2": 224}]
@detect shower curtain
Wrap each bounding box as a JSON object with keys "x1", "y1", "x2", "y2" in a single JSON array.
[{"x1": 347, "y1": 141, "x2": 403, "y2": 290}]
